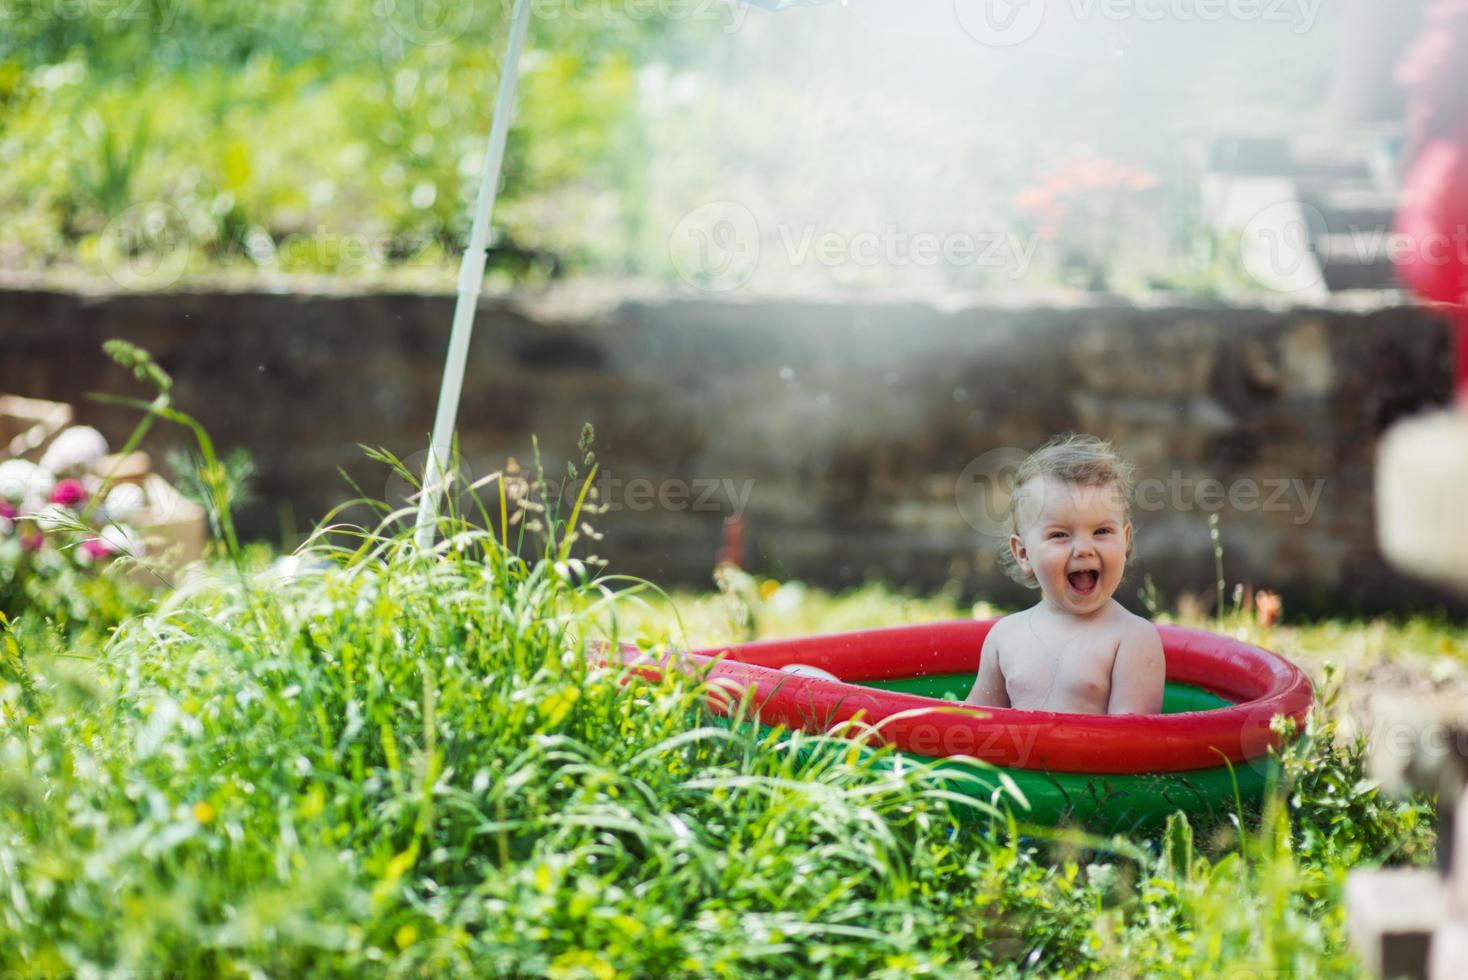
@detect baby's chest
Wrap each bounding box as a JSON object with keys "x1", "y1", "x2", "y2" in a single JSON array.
[{"x1": 1002, "y1": 641, "x2": 1118, "y2": 705}]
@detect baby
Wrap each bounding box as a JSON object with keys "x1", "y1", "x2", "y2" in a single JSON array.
[{"x1": 965, "y1": 435, "x2": 1165, "y2": 715}]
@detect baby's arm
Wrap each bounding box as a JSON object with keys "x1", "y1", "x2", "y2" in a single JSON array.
[
  {"x1": 1106, "y1": 623, "x2": 1166, "y2": 715},
  {"x1": 964, "y1": 626, "x2": 1010, "y2": 708}
]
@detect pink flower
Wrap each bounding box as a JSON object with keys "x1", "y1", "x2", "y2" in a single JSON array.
[
  {"x1": 81, "y1": 537, "x2": 118, "y2": 559},
  {"x1": 0, "y1": 500, "x2": 15, "y2": 520},
  {"x1": 20, "y1": 529, "x2": 45, "y2": 552},
  {"x1": 50, "y1": 479, "x2": 88, "y2": 508}
]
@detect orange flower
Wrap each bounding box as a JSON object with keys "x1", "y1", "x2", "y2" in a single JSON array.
[
  {"x1": 1021, "y1": 156, "x2": 1160, "y2": 203},
  {"x1": 1012, "y1": 187, "x2": 1053, "y2": 212},
  {"x1": 1255, "y1": 590, "x2": 1282, "y2": 628},
  {"x1": 1011, "y1": 156, "x2": 1159, "y2": 242}
]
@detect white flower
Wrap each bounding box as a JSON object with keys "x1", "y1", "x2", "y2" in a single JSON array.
[
  {"x1": 39, "y1": 426, "x2": 109, "y2": 476},
  {"x1": 99, "y1": 522, "x2": 143, "y2": 556},
  {"x1": 28, "y1": 504, "x2": 75, "y2": 532},
  {"x1": 103, "y1": 482, "x2": 148, "y2": 523},
  {"x1": 0, "y1": 459, "x2": 55, "y2": 506}
]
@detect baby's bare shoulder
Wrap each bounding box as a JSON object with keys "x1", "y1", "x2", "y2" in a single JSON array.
[
  {"x1": 984, "y1": 610, "x2": 1027, "y2": 664},
  {"x1": 1109, "y1": 605, "x2": 1162, "y2": 644},
  {"x1": 988, "y1": 610, "x2": 1030, "y2": 642}
]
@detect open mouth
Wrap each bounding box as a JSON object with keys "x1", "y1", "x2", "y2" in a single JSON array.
[{"x1": 1067, "y1": 570, "x2": 1100, "y2": 595}]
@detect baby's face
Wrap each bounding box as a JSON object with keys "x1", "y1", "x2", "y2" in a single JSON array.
[{"x1": 1011, "y1": 476, "x2": 1131, "y2": 616}]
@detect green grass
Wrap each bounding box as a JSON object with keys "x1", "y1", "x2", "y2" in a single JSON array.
[{"x1": 0, "y1": 433, "x2": 1450, "y2": 976}]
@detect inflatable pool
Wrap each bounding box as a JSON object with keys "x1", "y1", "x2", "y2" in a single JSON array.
[{"x1": 614, "y1": 619, "x2": 1314, "y2": 833}]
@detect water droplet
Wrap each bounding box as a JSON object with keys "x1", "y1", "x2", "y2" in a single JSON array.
[
  {"x1": 779, "y1": 366, "x2": 794, "y2": 382},
  {"x1": 953, "y1": 387, "x2": 968, "y2": 401}
]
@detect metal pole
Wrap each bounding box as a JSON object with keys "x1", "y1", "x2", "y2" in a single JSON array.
[{"x1": 414, "y1": 0, "x2": 534, "y2": 549}]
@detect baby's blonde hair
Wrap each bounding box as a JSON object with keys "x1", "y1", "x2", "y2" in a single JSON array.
[{"x1": 999, "y1": 434, "x2": 1136, "y2": 589}]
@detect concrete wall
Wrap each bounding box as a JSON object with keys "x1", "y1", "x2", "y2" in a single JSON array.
[{"x1": 1, "y1": 285, "x2": 1459, "y2": 616}]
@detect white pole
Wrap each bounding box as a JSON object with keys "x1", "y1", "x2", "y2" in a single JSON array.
[{"x1": 414, "y1": 0, "x2": 535, "y2": 549}]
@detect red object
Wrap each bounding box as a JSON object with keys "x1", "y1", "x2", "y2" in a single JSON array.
[
  {"x1": 1395, "y1": 140, "x2": 1468, "y2": 304},
  {"x1": 1459, "y1": 309, "x2": 1468, "y2": 402},
  {"x1": 1396, "y1": 0, "x2": 1468, "y2": 160},
  {"x1": 1395, "y1": 1, "x2": 1468, "y2": 399},
  {"x1": 605, "y1": 619, "x2": 1314, "y2": 776},
  {"x1": 1396, "y1": 143, "x2": 1468, "y2": 397}
]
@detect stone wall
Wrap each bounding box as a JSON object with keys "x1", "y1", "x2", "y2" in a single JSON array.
[{"x1": 1, "y1": 285, "x2": 1459, "y2": 616}]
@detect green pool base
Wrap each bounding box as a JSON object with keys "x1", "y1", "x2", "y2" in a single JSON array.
[
  {"x1": 894, "y1": 752, "x2": 1271, "y2": 835},
  {"x1": 786, "y1": 674, "x2": 1278, "y2": 835}
]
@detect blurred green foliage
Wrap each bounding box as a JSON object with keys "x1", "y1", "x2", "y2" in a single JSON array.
[{"x1": 0, "y1": 1, "x2": 713, "y2": 283}]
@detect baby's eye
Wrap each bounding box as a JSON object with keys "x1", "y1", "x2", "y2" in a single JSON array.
[
  {"x1": 1096, "y1": 528, "x2": 1111, "y2": 535},
  {"x1": 1047, "y1": 531, "x2": 1068, "y2": 539}
]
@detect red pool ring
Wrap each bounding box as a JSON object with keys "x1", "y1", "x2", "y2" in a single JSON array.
[{"x1": 609, "y1": 619, "x2": 1314, "y2": 776}]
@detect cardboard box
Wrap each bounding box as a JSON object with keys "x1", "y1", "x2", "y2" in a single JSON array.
[
  {"x1": 92, "y1": 451, "x2": 152, "y2": 486},
  {"x1": 0, "y1": 395, "x2": 73, "y2": 462},
  {"x1": 133, "y1": 473, "x2": 208, "y2": 573}
]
